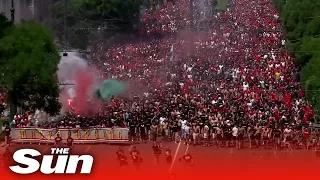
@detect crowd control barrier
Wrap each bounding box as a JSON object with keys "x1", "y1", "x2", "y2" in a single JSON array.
[{"x1": 10, "y1": 127, "x2": 129, "y2": 144}]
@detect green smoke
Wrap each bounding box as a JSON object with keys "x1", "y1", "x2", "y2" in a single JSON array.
[{"x1": 95, "y1": 79, "x2": 126, "y2": 100}]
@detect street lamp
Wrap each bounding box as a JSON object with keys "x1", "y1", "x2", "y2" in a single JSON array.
[
  {"x1": 10, "y1": 0, "x2": 15, "y2": 23},
  {"x1": 62, "y1": 0, "x2": 69, "y2": 56},
  {"x1": 190, "y1": 0, "x2": 194, "y2": 29}
]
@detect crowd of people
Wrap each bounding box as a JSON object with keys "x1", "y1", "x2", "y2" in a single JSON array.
[
  {"x1": 5, "y1": 0, "x2": 320, "y2": 149},
  {"x1": 87, "y1": 0, "x2": 314, "y2": 127}
]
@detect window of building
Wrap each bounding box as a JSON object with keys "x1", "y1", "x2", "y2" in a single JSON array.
[{"x1": 26, "y1": 0, "x2": 34, "y2": 7}]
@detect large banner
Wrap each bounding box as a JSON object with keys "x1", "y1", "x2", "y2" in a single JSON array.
[{"x1": 11, "y1": 127, "x2": 129, "y2": 143}]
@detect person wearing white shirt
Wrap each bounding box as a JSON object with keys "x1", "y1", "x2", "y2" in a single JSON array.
[
  {"x1": 211, "y1": 99, "x2": 217, "y2": 105},
  {"x1": 280, "y1": 75, "x2": 284, "y2": 81},
  {"x1": 181, "y1": 119, "x2": 187, "y2": 129},
  {"x1": 203, "y1": 124, "x2": 210, "y2": 146},
  {"x1": 243, "y1": 82, "x2": 249, "y2": 91},
  {"x1": 183, "y1": 124, "x2": 190, "y2": 145},
  {"x1": 283, "y1": 126, "x2": 293, "y2": 150},
  {"x1": 284, "y1": 127, "x2": 292, "y2": 141},
  {"x1": 260, "y1": 80, "x2": 265, "y2": 88},
  {"x1": 232, "y1": 125, "x2": 239, "y2": 139},
  {"x1": 232, "y1": 125, "x2": 239, "y2": 147},
  {"x1": 159, "y1": 117, "x2": 166, "y2": 125}
]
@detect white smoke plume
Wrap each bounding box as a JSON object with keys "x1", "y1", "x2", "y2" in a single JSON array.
[{"x1": 57, "y1": 52, "x2": 101, "y2": 114}]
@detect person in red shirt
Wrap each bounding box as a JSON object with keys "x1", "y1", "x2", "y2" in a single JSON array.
[
  {"x1": 303, "y1": 128, "x2": 310, "y2": 149},
  {"x1": 307, "y1": 131, "x2": 319, "y2": 151},
  {"x1": 55, "y1": 133, "x2": 63, "y2": 148},
  {"x1": 2, "y1": 146, "x2": 13, "y2": 167}
]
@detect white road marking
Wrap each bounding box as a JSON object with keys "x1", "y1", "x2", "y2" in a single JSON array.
[
  {"x1": 170, "y1": 141, "x2": 182, "y2": 173},
  {"x1": 44, "y1": 147, "x2": 50, "y2": 153},
  {"x1": 85, "y1": 145, "x2": 91, "y2": 152},
  {"x1": 185, "y1": 144, "x2": 189, "y2": 154}
]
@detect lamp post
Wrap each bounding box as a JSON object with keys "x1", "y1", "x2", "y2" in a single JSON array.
[
  {"x1": 212, "y1": 0, "x2": 217, "y2": 16},
  {"x1": 63, "y1": 0, "x2": 68, "y2": 56},
  {"x1": 190, "y1": 0, "x2": 193, "y2": 29},
  {"x1": 10, "y1": 0, "x2": 15, "y2": 23}
]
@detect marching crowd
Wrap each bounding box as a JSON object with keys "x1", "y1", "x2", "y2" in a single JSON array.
[
  {"x1": 5, "y1": 0, "x2": 320, "y2": 150},
  {"x1": 85, "y1": 0, "x2": 319, "y2": 148}
]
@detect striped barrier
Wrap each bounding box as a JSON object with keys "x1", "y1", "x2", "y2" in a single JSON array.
[{"x1": 11, "y1": 127, "x2": 129, "y2": 144}]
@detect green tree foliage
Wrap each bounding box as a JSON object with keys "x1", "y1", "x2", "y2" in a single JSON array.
[
  {"x1": 271, "y1": 0, "x2": 286, "y2": 12},
  {"x1": 300, "y1": 38, "x2": 320, "y2": 112},
  {"x1": 282, "y1": 0, "x2": 320, "y2": 65},
  {"x1": 0, "y1": 14, "x2": 13, "y2": 39},
  {"x1": 0, "y1": 18, "x2": 61, "y2": 116},
  {"x1": 275, "y1": 0, "x2": 320, "y2": 115},
  {"x1": 51, "y1": 0, "x2": 143, "y2": 49}
]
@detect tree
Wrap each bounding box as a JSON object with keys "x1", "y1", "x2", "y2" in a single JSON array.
[
  {"x1": 277, "y1": 0, "x2": 320, "y2": 116},
  {"x1": 282, "y1": 0, "x2": 320, "y2": 65},
  {"x1": 301, "y1": 53, "x2": 320, "y2": 113},
  {"x1": 0, "y1": 14, "x2": 13, "y2": 39},
  {"x1": 51, "y1": 0, "x2": 143, "y2": 49},
  {"x1": 271, "y1": 0, "x2": 286, "y2": 12},
  {"x1": 0, "y1": 20, "x2": 61, "y2": 117}
]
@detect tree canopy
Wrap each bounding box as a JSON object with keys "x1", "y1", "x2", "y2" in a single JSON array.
[
  {"x1": 274, "y1": 0, "x2": 320, "y2": 115},
  {"x1": 0, "y1": 14, "x2": 13, "y2": 39},
  {"x1": 51, "y1": 0, "x2": 143, "y2": 49},
  {"x1": 282, "y1": 0, "x2": 320, "y2": 65},
  {"x1": 0, "y1": 15, "x2": 61, "y2": 116}
]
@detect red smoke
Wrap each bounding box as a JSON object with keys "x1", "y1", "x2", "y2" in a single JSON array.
[
  {"x1": 73, "y1": 67, "x2": 102, "y2": 116},
  {"x1": 179, "y1": 30, "x2": 197, "y2": 57}
]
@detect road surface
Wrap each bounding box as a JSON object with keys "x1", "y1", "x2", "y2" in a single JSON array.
[{"x1": 3, "y1": 142, "x2": 319, "y2": 180}]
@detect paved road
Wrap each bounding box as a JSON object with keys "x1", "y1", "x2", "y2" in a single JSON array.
[{"x1": 3, "y1": 142, "x2": 320, "y2": 179}]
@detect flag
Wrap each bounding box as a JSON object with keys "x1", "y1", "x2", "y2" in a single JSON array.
[{"x1": 169, "y1": 44, "x2": 174, "y2": 61}]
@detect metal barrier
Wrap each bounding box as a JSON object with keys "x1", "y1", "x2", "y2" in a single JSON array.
[{"x1": 10, "y1": 127, "x2": 129, "y2": 144}]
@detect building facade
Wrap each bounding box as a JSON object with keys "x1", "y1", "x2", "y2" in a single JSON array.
[{"x1": 0, "y1": 0, "x2": 54, "y2": 24}]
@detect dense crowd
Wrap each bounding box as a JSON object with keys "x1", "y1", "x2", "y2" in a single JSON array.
[
  {"x1": 8, "y1": 0, "x2": 320, "y2": 149},
  {"x1": 88, "y1": 0, "x2": 314, "y2": 126}
]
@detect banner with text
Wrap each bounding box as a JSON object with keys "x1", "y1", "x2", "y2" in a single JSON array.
[{"x1": 11, "y1": 127, "x2": 129, "y2": 143}]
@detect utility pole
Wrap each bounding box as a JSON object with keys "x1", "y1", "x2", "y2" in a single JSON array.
[
  {"x1": 212, "y1": 0, "x2": 217, "y2": 17},
  {"x1": 63, "y1": 0, "x2": 68, "y2": 56},
  {"x1": 9, "y1": 1, "x2": 16, "y2": 121},
  {"x1": 10, "y1": 0, "x2": 15, "y2": 23},
  {"x1": 189, "y1": 0, "x2": 194, "y2": 29}
]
